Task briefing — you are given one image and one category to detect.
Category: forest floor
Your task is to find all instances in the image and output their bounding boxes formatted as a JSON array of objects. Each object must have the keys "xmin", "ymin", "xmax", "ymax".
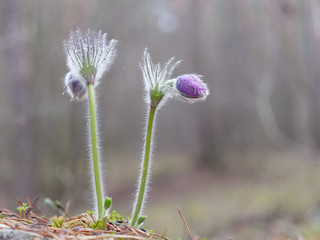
[
  {"xmin": 0, "ymin": 206, "xmax": 169, "ymax": 240},
  {"xmin": 1, "ymin": 149, "xmax": 320, "ymax": 240}
]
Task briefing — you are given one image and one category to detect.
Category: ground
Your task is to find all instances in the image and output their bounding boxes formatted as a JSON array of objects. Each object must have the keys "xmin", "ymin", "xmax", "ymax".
[{"xmin": 1, "ymin": 149, "xmax": 320, "ymax": 240}]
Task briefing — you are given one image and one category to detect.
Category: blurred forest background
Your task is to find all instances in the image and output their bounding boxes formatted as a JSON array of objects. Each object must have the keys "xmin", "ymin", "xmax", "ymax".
[{"xmin": 1, "ymin": 0, "xmax": 320, "ymax": 239}]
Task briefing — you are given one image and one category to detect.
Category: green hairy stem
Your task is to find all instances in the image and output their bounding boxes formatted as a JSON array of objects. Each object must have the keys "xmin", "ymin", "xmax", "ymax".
[
  {"xmin": 131, "ymin": 105, "xmax": 156, "ymax": 227},
  {"xmin": 88, "ymin": 83, "xmax": 104, "ymax": 220}
]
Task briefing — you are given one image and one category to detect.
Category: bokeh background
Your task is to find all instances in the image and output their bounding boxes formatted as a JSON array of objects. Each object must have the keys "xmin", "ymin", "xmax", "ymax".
[{"xmin": 1, "ymin": 0, "xmax": 320, "ymax": 239}]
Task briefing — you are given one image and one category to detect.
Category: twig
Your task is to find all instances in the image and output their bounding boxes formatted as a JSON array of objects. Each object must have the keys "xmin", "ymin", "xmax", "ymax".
[
  {"xmin": 177, "ymin": 207, "xmax": 194, "ymax": 240},
  {"xmin": 65, "ymin": 200, "xmax": 71, "ymax": 218}
]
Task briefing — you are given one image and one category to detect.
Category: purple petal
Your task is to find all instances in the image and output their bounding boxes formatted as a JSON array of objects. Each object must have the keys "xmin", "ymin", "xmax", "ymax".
[{"xmin": 176, "ymin": 74, "xmax": 207, "ymax": 98}]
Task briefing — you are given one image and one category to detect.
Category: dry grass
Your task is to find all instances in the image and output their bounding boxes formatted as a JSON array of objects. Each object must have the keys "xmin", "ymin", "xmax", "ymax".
[{"xmin": 0, "ymin": 207, "xmax": 168, "ymax": 240}]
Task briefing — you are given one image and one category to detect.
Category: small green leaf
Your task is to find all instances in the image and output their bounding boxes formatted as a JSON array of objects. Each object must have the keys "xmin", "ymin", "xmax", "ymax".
[
  {"xmin": 51, "ymin": 218, "xmax": 65, "ymax": 228},
  {"xmin": 94, "ymin": 216, "xmax": 107, "ymax": 230},
  {"xmin": 51, "ymin": 219, "xmax": 58, "ymax": 228},
  {"xmin": 100, "ymin": 216, "xmax": 107, "ymax": 230},
  {"xmin": 104, "ymin": 197, "xmax": 112, "ymax": 211},
  {"xmin": 137, "ymin": 215, "xmax": 146, "ymax": 226},
  {"xmin": 22, "ymin": 203, "xmax": 28, "ymax": 209},
  {"xmin": 0, "ymin": 215, "xmax": 4, "ymax": 219},
  {"xmin": 17, "ymin": 206, "xmax": 23, "ymax": 215},
  {"xmin": 109, "ymin": 210, "xmax": 123, "ymax": 222}
]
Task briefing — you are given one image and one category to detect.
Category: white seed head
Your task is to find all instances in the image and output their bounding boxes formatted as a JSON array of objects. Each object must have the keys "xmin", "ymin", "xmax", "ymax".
[{"xmin": 63, "ymin": 28, "xmax": 117, "ymax": 86}]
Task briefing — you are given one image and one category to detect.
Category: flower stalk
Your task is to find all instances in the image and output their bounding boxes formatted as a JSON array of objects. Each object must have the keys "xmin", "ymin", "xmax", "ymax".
[
  {"xmin": 63, "ymin": 29, "xmax": 117, "ymax": 222},
  {"xmin": 130, "ymin": 105, "xmax": 156, "ymax": 227},
  {"xmin": 87, "ymin": 83, "xmax": 104, "ymax": 219}
]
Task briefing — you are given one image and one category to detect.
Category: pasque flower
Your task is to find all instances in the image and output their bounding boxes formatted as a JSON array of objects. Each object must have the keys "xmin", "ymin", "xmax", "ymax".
[
  {"xmin": 130, "ymin": 49, "xmax": 209, "ymax": 227},
  {"xmin": 140, "ymin": 49, "xmax": 209, "ymax": 107},
  {"xmin": 63, "ymin": 29, "xmax": 117, "ymax": 225},
  {"xmin": 175, "ymin": 74, "xmax": 208, "ymax": 100},
  {"xmin": 63, "ymin": 28, "xmax": 117, "ymax": 100}
]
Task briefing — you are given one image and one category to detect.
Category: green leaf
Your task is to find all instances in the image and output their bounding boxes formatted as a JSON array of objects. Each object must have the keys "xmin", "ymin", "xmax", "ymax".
[
  {"xmin": 100, "ymin": 216, "xmax": 107, "ymax": 230},
  {"xmin": 109, "ymin": 211, "xmax": 123, "ymax": 222},
  {"xmin": 17, "ymin": 206, "xmax": 23, "ymax": 215},
  {"xmin": 51, "ymin": 218, "xmax": 65, "ymax": 228},
  {"xmin": 104, "ymin": 197, "xmax": 112, "ymax": 211},
  {"xmin": 94, "ymin": 216, "xmax": 107, "ymax": 230},
  {"xmin": 137, "ymin": 215, "xmax": 146, "ymax": 226}
]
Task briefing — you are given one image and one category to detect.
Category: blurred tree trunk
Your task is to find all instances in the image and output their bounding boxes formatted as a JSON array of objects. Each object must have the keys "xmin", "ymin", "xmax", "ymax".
[
  {"xmin": 309, "ymin": 0, "xmax": 320, "ymax": 147},
  {"xmin": 4, "ymin": 0, "xmax": 35, "ymax": 199},
  {"xmin": 254, "ymin": 1, "xmax": 291, "ymax": 148},
  {"xmin": 189, "ymin": 0, "xmax": 223, "ymax": 169},
  {"xmin": 281, "ymin": 0, "xmax": 314, "ymax": 147}
]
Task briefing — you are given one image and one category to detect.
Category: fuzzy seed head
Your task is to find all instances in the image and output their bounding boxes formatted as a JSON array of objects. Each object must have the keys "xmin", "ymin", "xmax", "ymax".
[{"xmin": 63, "ymin": 28, "xmax": 117, "ymax": 86}]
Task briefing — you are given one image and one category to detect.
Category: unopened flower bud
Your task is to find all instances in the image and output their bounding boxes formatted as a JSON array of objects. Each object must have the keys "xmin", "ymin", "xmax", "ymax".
[
  {"xmin": 64, "ymin": 72, "xmax": 87, "ymax": 101},
  {"xmin": 176, "ymin": 74, "xmax": 208, "ymax": 100}
]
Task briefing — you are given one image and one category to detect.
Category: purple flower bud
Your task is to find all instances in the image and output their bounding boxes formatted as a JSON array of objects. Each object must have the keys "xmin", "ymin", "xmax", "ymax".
[
  {"xmin": 176, "ymin": 74, "xmax": 208, "ymax": 99},
  {"xmin": 64, "ymin": 72, "xmax": 87, "ymax": 101}
]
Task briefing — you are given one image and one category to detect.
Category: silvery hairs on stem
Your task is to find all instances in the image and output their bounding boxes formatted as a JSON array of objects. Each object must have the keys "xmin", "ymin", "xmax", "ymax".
[{"xmin": 63, "ymin": 28, "xmax": 117, "ymax": 101}]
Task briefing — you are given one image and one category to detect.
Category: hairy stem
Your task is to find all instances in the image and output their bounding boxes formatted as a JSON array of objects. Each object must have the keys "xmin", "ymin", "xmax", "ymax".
[
  {"xmin": 88, "ymin": 83, "xmax": 103, "ymax": 220},
  {"xmin": 131, "ymin": 105, "xmax": 156, "ymax": 226}
]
